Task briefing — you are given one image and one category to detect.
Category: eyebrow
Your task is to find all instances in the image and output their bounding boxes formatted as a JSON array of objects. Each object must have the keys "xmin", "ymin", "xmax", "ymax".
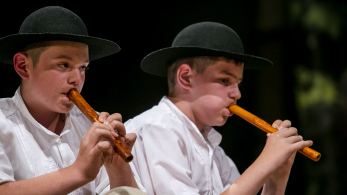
[
  {"xmin": 221, "ymin": 71, "xmax": 243, "ymax": 82},
  {"xmin": 54, "ymin": 55, "xmax": 90, "ymax": 63}
]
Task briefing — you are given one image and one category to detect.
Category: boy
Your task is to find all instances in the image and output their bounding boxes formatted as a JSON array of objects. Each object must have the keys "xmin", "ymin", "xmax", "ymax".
[
  {"xmin": 125, "ymin": 22, "xmax": 313, "ymax": 194},
  {"xmin": 0, "ymin": 6, "xmax": 145, "ymax": 195}
]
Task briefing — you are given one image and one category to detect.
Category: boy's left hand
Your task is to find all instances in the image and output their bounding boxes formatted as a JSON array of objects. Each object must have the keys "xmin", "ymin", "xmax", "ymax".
[
  {"xmin": 262, "ymin": 119, "xmax": 299, "ymax": 194},
  {"xmin": 98, "ymin": 112, "xmax": 137, "ymax": 168},
  {"xmin": 270, "ymin": 119, "xmax": 298, "ymax": 175}
]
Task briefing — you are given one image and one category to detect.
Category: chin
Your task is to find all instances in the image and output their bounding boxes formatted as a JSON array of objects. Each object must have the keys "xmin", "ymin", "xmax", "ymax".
[
  {"xmin": 59, "ymin": 104, "xmax": 75, "ymax": 113},
  {"xmin": 210, "ymin": 118, "xmax": 228, "ymax": 127},
  {"xmin": 218, "ymin": 117, "xmax": 229, "ymax": 126}
]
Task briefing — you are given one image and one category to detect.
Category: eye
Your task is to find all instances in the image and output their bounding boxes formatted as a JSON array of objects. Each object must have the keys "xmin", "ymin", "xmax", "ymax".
[
  {"xmin": 220, "ymin": 78, "xmax": 229, "ymax": 85},
  {"xmin": 58, "ymin": 63, "xmax": 69, "ymax": 68},
  {"xmin": 80, "ymin": 66, "xmax": 89, "ymax": 72}
]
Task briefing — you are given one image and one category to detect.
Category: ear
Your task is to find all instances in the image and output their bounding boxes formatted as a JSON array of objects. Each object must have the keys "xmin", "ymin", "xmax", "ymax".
[
  {"xmin": 13, "ymin": 52, "xmax": 31, "ymax": 79},
  {"xmin": 176, "ymin": 64, "xmax": 194, "ymax": 90}
]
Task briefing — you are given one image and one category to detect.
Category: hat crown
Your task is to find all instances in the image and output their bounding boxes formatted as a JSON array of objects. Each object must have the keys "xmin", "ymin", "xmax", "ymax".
[
  {"xmin": 172, "ymin": 21, "xmax": 244, "ymax": 54},
  {"xmin": 19, "ymin": 6, "xmax": 88, "ymax": 36}
]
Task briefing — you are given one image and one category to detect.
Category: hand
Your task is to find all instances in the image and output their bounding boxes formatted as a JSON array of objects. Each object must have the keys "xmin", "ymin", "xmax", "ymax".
[
  {"xmin": 72, "ymin": 120, "xmax": 117, "ymax": 182},
  {"xmin": 260, "ymin": 119, "xmax": 312, "ymax": 173},
  {"xmin": 270, "ymin": 120, "xmax": 297, "ymax": 175},
  {"xmin": 98, "ymin": 112, "xmax": 139, "ymax": 188},
  {"xmin": 98, "ymin": 112, "xmax": 136, "ymax": 165},
  {"xmin": 260, "ymin": 120, "xmax": 312, "ymax": 195}
]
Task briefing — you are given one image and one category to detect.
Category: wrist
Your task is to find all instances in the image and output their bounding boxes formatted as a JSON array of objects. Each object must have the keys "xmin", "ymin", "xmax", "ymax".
[
  {"xmin": 68, "ymin": 162, "xmax": 95, "ymax": 184},
  {"xmin": 262, "ymin": 174, "xmax": 289, "ymax": 195}
]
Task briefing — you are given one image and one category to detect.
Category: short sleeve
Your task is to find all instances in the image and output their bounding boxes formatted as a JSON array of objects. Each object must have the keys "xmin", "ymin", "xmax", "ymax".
[{"xmin": 213, "ymin": 146, "xmax": 240, "ymax": 190}]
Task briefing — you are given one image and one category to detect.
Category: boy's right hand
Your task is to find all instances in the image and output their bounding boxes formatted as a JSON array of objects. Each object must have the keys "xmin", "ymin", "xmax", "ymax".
[{"xmin": 71, "ymin": 121, "xmax": 116, "ymax": 182}]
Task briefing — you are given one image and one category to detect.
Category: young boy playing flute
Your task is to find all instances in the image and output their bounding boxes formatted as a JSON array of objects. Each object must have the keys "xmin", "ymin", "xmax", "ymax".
[
  {"xmin": 125, "ymin": 21, "xmax": 313, "ymax": 195},
  {"xmin": 0, "ymin": 6, "xmax": 145, "ymax": 195}
]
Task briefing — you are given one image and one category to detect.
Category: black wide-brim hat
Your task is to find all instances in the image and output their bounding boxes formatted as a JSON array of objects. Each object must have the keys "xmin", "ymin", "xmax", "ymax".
[
  {"xmin": 141, "ymin": 21, "xmax": 273, "ymax": 77},
  {"xmin": 0, "ymin": 6, "xmax": 120, "ymax": 64}
]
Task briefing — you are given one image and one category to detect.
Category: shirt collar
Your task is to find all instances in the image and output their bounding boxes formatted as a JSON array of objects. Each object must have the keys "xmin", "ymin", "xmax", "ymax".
[{"xmin": 160, "ymin": 96, "xmax": 222, "ymax": 149}]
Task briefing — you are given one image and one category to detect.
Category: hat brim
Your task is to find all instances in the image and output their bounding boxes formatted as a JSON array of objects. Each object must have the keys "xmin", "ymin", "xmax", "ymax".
[
  {"xmin": 141, "ymin": 47, "xmax": 273, "ymax": 77},
  {"xmin": 0, "ymin": 33, "xmax": 120, "ymax": 64}
]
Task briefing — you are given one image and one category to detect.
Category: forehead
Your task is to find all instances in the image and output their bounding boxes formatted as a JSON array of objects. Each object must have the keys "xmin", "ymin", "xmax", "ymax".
[{"xmin": 203, "ymin": 60, "xmax": 244, "ymax": 79}]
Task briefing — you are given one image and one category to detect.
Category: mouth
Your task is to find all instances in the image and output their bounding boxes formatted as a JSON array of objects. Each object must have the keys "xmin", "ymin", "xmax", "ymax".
[
  {"xmin": 62, "ymin": 93, "xmax": 70, "ymax": 100},
  {"xmin": 226, "ymin": 107, "xmax": 233, "ymax": 116},
  {"xmin": 63, "ymin": 88, "xmax": 77, "ymax": 99}
]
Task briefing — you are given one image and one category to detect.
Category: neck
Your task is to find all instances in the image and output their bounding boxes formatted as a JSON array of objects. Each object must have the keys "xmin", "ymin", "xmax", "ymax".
[{"xmin": 167, "ymin": 95, "xmax": 205, "ymax": 132}]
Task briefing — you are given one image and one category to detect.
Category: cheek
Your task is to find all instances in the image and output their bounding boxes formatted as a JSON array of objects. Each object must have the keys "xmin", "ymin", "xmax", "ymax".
[
  {"xmin": 32, "ymin": 72, "xmax": 65, "ymax": 97},
  {"xmin": 194, "ymin": 95, "xmax": 225, "ymax": 120}
]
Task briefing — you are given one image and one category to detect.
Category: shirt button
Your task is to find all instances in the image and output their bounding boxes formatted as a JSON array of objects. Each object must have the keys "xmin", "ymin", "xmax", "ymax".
[{"xmin": 56, "ymin": 138, "xmax": 61, "ymax": 145}]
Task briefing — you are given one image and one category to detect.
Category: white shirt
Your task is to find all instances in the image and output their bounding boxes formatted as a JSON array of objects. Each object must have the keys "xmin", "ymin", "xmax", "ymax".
[
  {"xmin": 125, "ymin": 96, "xmax": 240, "ymax": 195},
  {"xmin": 0, "ymin": 88, "xmax": 110, "ymax": 195}
]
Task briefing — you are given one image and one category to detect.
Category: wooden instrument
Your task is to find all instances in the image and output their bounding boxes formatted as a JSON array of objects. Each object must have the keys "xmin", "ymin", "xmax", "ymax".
[
  {"xmin": 228, "ymin": 103, "xmax": 321, "ymax": 162},
  {"xmin": 67, "ymin": 89, "xmax": 133, "ymax": 163}
]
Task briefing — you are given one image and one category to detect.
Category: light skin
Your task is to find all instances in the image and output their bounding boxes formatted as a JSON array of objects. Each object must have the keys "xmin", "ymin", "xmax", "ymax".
[
  {"xmin": 168, "ymin": 60, "xmax": 313, "ymax": 195},
  {"xmin": 0, "ymin": 41, "xmax": 138, "ymax": 194}
]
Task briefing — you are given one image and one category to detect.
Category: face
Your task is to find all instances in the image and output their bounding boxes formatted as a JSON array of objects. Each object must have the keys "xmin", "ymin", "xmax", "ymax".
[
  {"xmin": 23, "ymin": 41, "xmax": 89, "ymax": 114},
  {"xmin": 189, "ymin": 60, "xmax": 243, "ymax": 129}
]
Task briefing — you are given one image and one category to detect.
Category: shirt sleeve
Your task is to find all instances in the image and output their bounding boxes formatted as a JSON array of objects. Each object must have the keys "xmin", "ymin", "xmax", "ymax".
[
  {"xmin": 131, "ymin": 123, "xmax": 200, "ymax": 195},
  {"xmin": 213, "ymin": 146, "xmax": 241, "ymax": 191},
  {"xmin": 0, "ymin": 141, "xmax": 15, "ymax": 184}
]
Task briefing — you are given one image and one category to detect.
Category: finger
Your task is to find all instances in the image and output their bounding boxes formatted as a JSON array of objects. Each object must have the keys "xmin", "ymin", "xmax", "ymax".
[
  {"xmin": 89, "ymin": 123, "xmax": 115, "ymax": 144},
  {"xmin": 277, "ymin": 127, "xmax": 298, "ymax": 137},
  {"xmin": 102, "ymin": 143, "xmax": 115, "ymax": 159},
  {"xmin": 293, "ymin": 140, "xmax": 313, "ymax": 150},
  {"xmin": 105, "ymin": 113, "xmax": 122, "ymax": 124},
  {"xmin": 278, "ymin": 120, "xmax": 291, "ymax": 130},
  {"xmin": 286, "ymin": 135, "xmax": 304, "ymax": 143},
  {"xmin": 107, "ymin": 120, "xmax": 126, "ymax": 137},
  {"xmin": 125, "ymin": 133, "xmax": 137, "ymax": 144},
  {"xmin": 124, "ymin": 133, "xmax": 137, "ymax": 151},
  {"xmin": 99, "ymin": 112, "xmax": 110, "ymax": 123},
  {"xmin": 266, "ymin": 133, "xmax": 272, "ymax": 138},
  {"xmin": 272, "ymin": 119, "xmax": 282, "ymax": 129},
  {"xmin": 92, "ymin": 140, "xmax": 113, "ymax": 163},
  {"xmin": 95, "ymin": 140, "xmax": 112, "ymax": 152}
]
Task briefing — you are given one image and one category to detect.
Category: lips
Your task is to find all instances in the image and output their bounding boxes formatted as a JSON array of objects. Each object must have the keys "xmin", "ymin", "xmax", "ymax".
[
  {"xmin": 63, "ymin": 88, "xmax": 77, "ymax": 98},
  {"xmin": 226, "ymin": 107, "xmax": 233, "ymax": 116}
]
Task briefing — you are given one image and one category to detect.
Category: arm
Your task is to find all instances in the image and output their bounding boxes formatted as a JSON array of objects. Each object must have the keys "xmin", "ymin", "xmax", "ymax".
[
  {"xmin": 0, "ymin": 118, "xmax": 119, "ymax": 194},
  {"xmin": 0, "ymin": 165, "xmax": 90, "ymax": 195},
  {"xmin": 260, "ymin": 120, "xmax": 299, "ymax": 195},
  {"xmin": 97, "ymin": 112, "xmax": 139, "ymax": 189},
  {"xmin": 221, "ymin": 120, "xmax": 312, "ymax": 195}
]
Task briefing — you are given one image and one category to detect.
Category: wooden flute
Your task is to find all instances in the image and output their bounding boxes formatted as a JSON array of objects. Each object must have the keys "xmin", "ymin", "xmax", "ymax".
[
  {"xmin": 67, "ymin": 89, "xmax": 133, "ymax": 163},
  {"xmin": 228, "ymin": 103, "xmax": 321, "ymax": 162}
]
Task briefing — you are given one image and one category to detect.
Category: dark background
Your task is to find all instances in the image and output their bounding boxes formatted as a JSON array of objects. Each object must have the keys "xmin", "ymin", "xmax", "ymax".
[{"xmin": 1, "ymin": 1, "xmax": 346, "ymax": 194}]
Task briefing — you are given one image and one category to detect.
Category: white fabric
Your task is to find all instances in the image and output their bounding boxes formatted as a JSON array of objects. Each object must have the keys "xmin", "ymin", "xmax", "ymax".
[
  {"xmin": 125, "ymin": 96, "xmax": 240, "ymax": 195},
  {"xmin": 0, "ymin": 88, "xmax": 110, "ymax": 195},
  {"xmin": 103, "ymin": 186, "xmax": 147, "ymax": 195}
]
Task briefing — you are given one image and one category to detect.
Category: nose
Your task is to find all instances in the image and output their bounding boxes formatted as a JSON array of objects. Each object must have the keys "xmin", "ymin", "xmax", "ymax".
[
  {"xmin": 68, "ymin": 68, "xmax": 83, "ymax": 86},
  {"xmin": 228, "ymin": 83, "xmax": 241, "ymax": 101}
]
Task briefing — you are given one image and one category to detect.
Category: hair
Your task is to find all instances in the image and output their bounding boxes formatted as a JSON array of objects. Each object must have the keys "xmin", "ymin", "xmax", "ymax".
[
  {"xmin": 167, "ymin": 56, "xmax": 243, "ymax": 93},
  {"xmin": 19, "ymin": 42, "xmax": 51, "ymax": 67}
]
